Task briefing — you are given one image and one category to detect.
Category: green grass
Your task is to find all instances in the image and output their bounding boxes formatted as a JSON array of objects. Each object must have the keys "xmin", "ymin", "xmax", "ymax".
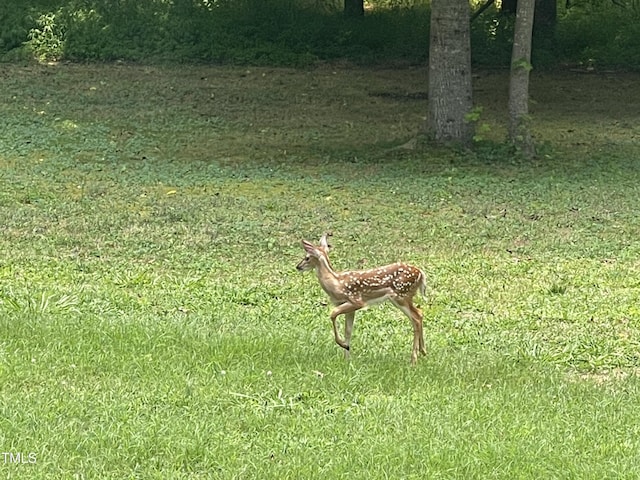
[{"xmin": 2, "ymin": 64, "xmax": 640, "ymax": 478}]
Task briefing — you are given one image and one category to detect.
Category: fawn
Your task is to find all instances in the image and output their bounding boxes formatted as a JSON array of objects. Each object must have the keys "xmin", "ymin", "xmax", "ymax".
[{"xmin": 296, "ymin": 233, "xmax": 427, "ymax": 365}]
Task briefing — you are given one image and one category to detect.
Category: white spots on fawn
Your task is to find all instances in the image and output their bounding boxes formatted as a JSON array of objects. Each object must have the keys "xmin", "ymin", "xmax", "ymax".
[{"xmin": 337, "ymin": 262, "xmax": 422, "ymax": 300}]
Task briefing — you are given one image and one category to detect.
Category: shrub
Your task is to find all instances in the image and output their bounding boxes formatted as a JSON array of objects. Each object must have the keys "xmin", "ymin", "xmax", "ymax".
[{"xmin": 26, "ymin": 10, "xmax": 66, "ymax": 62}]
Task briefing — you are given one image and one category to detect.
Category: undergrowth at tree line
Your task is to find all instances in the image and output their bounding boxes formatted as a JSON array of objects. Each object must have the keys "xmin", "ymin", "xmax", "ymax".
[{"xmin": 2, "ymin": 0, "xmax": 640, "ymax": 69}]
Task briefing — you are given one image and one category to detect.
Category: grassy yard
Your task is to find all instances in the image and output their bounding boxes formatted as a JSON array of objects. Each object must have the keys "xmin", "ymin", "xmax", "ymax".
[{"xmin": 1, "ymin": 63, "xmax": 640, "ymax": 478}]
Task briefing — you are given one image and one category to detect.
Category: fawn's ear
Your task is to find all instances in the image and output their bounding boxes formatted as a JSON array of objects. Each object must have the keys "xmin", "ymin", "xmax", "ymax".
[
  {"xmin": 319, "ymin": 232, "xmax": 333, "ymax": 251},
  {"xmin": 302, "ymin": 240, "xmax": 316, "ymax": 254}
]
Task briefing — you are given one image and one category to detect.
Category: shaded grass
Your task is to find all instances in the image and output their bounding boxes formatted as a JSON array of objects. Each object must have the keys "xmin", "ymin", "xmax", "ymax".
[{"xmin": 1, "ymin": 64, "xmax": 640, "ymax": 478}]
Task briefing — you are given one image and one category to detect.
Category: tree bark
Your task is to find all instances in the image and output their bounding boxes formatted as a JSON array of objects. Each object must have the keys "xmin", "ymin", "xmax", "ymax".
[
  {"xmin": 508, "ymin": 0, "xmax": 536, "ymax": 158},
  {"xmin": 426, "ymin": 0, "xmax": 474, "ymax": 148}
]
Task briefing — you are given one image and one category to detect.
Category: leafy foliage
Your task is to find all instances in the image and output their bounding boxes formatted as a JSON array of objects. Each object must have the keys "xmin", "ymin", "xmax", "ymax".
[
  {"xmin": 26, "ymin": 10, "xmax": 66, "ymax": 62},
  {"xmin": 1, "ymin": 0, "xmax": 640, "ymax": 68}
]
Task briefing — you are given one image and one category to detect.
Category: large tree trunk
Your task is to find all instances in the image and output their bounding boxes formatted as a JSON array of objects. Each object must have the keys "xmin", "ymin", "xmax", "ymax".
[
  {"xmin": 508, "ymin": 0, "xmax": 536, "ymax": 158},
  {"xmin": 426, "ymin": 0, "xmax": 474, "ymax": 148},
  {"xmin": 344, "ymin": 0, "xmax": 364, "ymax": 17}
]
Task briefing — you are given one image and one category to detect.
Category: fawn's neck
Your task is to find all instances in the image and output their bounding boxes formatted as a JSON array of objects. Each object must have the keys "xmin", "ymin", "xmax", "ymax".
[{"xmin": 314, "ymin": 255, "xmax": 344, "ymax": 304}]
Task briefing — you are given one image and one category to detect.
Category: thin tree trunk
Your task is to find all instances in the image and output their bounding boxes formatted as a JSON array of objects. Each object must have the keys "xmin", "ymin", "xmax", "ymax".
[
  {"xmin": 426, "ymin": 0, "xmax": 474, "ymax": 148},
  {"xmin": 502, "ymin": 0, "xmax": 556, "ymax": 38},
  {"xmin": 508, "ymin": 0, "xmax": 536, "ymax": 158},
  {"xmin": 533, "ymin": 0, "xmax": 556, "ymax": 37},
  {"xmin": 344, "ymin": 0, "xmax": 364, "ymax": 17}
]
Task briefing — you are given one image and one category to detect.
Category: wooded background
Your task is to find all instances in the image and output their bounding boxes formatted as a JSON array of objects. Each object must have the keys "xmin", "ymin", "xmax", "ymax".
[{"xmin": 2, "ymin": 0, "xmax": 639, "ymax": 69}]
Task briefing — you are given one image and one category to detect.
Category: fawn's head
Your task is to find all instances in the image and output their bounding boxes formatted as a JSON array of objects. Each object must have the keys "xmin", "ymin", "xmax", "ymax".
[{"xmin": 296, "ymin": 233, "xmax": 332, "ymax": 272}]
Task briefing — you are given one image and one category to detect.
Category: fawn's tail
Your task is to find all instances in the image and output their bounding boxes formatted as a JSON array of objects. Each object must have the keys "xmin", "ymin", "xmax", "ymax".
[{"xmin": 418, "ymin": 269, "xmax": 427, "ymax": 298}]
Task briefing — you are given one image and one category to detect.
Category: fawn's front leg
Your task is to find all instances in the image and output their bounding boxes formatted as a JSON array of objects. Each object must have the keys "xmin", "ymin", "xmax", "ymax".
[
  {"xmin": 330, "ymin": 302, "xmax": 361, "ymax": 353},
  {"xmin": 343, "ymin": 311, "xmax": 355, "ymax": 359}
]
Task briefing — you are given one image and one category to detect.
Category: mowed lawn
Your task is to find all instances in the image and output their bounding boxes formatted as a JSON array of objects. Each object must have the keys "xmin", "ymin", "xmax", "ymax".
[{"xmin": 1, "ymin": 64, "xmax": 640, "ymax": 478}]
